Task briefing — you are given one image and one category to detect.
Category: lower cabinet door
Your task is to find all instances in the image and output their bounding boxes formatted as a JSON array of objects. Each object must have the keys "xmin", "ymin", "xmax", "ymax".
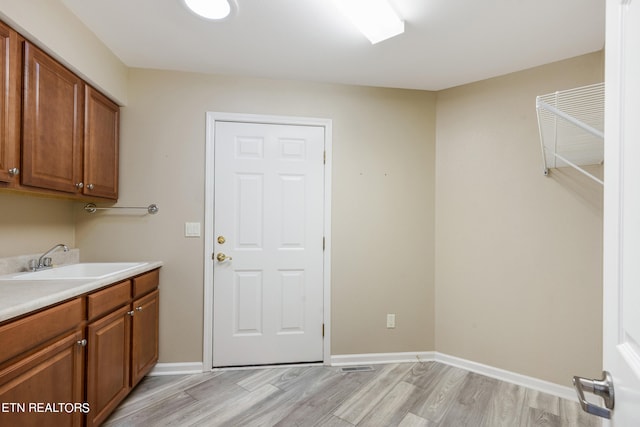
[
  {"xmin": 131, "ymin": 289, "xmax": 159, "ymax": 387},
  {"xmin": 0, "ymin": 330, "xmax": 85, "ymax": 427},
  {"xmin": 86, "ymin": 305, "xmax": 131, "ymax": 427}
]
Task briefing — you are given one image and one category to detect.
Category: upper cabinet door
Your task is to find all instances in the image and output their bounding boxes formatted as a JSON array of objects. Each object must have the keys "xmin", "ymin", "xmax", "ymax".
[
  {"xmin": 21, "ymin": 42, "xmax": 84, "ymax": 193},
  {"xmin": 84, "ymin": 86, "xmax": 119, "ymax": 200},
  {"xmin": 0, "ymin": 22, "xmax": 20, "ymax": 185}
]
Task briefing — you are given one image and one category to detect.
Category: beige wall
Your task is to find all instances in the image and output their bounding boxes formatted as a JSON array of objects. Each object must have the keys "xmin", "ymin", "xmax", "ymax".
[
  {"xmin": 74, "ymin": 70, "xmax": 437, "ymax": 363},
  {"xmin": 0, "ymin": 0, "xmax": 128, "ymax": 103},
  {"xmin": 0, "ymin": 193, "xmax": 76, "ymax": 257},
  {"xmin": 435, "ymin": 51, "xmax": 604, "ymax": 387}
]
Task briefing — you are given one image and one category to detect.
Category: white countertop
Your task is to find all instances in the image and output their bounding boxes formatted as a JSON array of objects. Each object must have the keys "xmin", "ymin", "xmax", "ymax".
[{"xmin": 0, "ymin": 261, "xmax": 163, "ymax": 323}]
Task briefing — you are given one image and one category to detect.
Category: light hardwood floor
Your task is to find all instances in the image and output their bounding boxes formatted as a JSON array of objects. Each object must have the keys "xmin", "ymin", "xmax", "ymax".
[{"xmin": 104, "ymin": 362, "xmax": 601, "ymax": 427}]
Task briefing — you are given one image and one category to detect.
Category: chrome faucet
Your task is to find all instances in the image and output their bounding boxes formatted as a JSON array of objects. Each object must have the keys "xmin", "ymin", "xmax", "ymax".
[{"xmin": 30, "ymin": 244, "xmax": 69, "ymax": 271}]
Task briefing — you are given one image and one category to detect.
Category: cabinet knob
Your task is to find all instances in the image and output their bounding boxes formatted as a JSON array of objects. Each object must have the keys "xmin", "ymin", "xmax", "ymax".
[
  {"xmin": 77, "ymin": 339, "xmax": 87, "ymax": 347},
  {"xmin": 8, "ymin": 168, "xmax": 19, "ymax": 177},
  {"xmin": 127, "ymin": 310, "xmax": 135, "ymax": 317},
  {"xmin": 87, "ymin": 183, "xmax": 94, "ymax": 190},
  {"xmin": 136, "ymin": 306, "xmax": 143, "ymax": 312},
  {"xmin": 75, "ymin": 182, "xmax": 84, "ymax": 189}
]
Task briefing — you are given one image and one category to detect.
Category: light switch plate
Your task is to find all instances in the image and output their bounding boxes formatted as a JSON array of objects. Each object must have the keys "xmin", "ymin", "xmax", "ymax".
[
  {"xmin": 386, "ymin": 314, "xmax": 396, "ymax": 328},
  {"xmin": 185, "ymin": 222, "xmax": 201, "ymax": 237}
]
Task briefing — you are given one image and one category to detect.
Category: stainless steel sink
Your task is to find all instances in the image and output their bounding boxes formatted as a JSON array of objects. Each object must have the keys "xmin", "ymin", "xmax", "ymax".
[{"xmin": 1, "ymin": 262, "xmax": 147, "ymax": 280}]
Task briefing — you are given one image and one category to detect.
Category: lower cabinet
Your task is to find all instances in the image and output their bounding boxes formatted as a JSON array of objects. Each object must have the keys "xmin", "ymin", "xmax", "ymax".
[
  {"xmin": 0, "ymin": 330, "xmax": 85, "ymax": 427},
  {"xmin": 86, "ymin": 305, "xmax": 131, "ymax": 427},
  {"xmin": 131, "ymin": 289, "xmax": 159, "ymax": 387},
  {"xmin": 85, "ymin": 270, "xmax": 159, "ymax": 426},
  {"xmin": 0, "ymin": 267, "xmax": 160, "ymax": 427}
]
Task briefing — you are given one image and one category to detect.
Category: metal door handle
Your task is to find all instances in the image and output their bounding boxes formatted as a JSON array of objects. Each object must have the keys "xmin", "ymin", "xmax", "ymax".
[
  {"xmin": 572, "ymin": 371, "xmax": 614, "ymax": 419},
  {"xmin": 216, "ymin": 253, "xmax": 232, "ymax": 262}
]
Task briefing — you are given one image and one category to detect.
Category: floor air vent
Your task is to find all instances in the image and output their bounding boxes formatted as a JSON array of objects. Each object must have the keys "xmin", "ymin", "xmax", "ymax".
[{"xmin": 341, "ymin": 366, "xmax": 374, "ymax": 373}]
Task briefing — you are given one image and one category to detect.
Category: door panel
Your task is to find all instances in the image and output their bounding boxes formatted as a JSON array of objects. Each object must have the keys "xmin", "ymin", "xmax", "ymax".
[
  {"xmin": 279, "ymin": 270, "xmax": 305, "ymax": 333},
  {"xmin": 236, "ymin": 174, "xmax": 263, "ymax": 248},
  {"xmin": 234, "ymin": 271, "xmax": 263, "ymax": 335},
  {"xmin": 280, "ymin": 175, "xmax": 306, "ymax": 247},
  {"xmin": 213, "ymin": 121, "xmax": 324, "ymax": 367}
]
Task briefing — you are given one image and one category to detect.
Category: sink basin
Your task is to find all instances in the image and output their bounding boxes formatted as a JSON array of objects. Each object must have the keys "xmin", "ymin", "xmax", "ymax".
[{"xmin": 2, "ymin": 262, "xmax": 147, "ymax": 280}]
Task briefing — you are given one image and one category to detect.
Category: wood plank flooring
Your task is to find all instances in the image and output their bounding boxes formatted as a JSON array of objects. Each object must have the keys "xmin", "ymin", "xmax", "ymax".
[{"xmin": 104, "ymin": 362, "xmax": 601, "ymax": 427}]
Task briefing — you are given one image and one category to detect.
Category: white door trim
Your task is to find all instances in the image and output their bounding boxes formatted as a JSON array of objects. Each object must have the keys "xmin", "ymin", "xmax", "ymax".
[{"xmin": 203, "ymin": 112, "xmax": 332, "ymax": 370}]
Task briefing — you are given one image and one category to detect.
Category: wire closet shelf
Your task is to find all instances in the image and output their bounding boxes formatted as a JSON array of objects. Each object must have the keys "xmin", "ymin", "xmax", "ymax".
[{"xmin": 536, "ymin": 82, "xmax": 604, "ymax": 185}]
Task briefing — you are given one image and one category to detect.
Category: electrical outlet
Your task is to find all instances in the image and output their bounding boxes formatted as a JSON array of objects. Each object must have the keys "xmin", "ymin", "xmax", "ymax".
[{"xmin": 386, "ymin": 314, "xmax": 396, "ymax": 328}]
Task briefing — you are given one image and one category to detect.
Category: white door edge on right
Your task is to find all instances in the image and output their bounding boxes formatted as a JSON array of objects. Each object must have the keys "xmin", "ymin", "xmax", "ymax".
[{"xmin": 599, "ymin": 0, "xmax": 640, "ymax": 425}]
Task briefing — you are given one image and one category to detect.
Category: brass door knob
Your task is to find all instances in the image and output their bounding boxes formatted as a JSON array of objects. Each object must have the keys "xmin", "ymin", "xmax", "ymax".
[{"xmin": 216, "ymin": 253, "xmax": 232, "ymax": 262}]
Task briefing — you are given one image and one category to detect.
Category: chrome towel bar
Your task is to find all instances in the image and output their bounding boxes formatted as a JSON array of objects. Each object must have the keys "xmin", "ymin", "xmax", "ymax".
[{"xmin": 83, "ymin": 203, "xmax": 159, "ymax": 215}]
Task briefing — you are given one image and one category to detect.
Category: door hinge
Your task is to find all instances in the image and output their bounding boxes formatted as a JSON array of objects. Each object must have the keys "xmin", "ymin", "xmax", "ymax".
[
  {"xmin": 323, "ymin": 150, "xmax": 326, "ymax": 165},
  {"xmin": 322, "ymin": 323, "xmax": 325, "ymax": 337},
  {"xmin": 323, "ymin": 237, "xmax": 325, "ymax": 251}
]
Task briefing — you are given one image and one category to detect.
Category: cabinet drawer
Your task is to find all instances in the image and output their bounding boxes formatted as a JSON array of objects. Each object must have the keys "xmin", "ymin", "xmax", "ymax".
[
  {"xmin": 87, "ymin": 280, "xmax": 131, "ymax": 321},
  {"xmin": 0, "ymin": 298, "xmax": 83, "ymax": 364},
  {"xmin": 133, "ymin": 269, "xmax": 159, "ymax": 298}
]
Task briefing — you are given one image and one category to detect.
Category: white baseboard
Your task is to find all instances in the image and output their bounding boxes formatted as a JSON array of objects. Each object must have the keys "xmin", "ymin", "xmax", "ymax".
[
  {"xmin": 330, "ymin": 351, "xmax": 435, "ymax": 366},
  {"xmin": 150, "ymin": 353, "xmax": 577, "ymax": 402},
  {"xmin": 434, "ymin": 353, "xmax": 577, "ymax": 402},
  {"xmin": 330, "ymin": 351, "xmax": 576, "ymax": 402},
  {"xmin": 149, "ymin": 362, "xmax": 204, "ymax": 376}
]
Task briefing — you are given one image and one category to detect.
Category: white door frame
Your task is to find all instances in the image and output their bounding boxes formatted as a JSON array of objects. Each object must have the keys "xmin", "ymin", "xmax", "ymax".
[{"xmin": 203, "ymin": 112, "xmax": 332, "ymax": 370}]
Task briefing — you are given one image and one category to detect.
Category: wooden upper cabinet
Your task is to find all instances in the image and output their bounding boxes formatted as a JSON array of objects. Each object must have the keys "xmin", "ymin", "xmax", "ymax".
[
  {"xmin": 0, "ymin": 20, "xmax": 120, "ymax": 200},
  {"xmin": 0, "ymin": 22, "xmax": 20, "ymax": 185},
  {"xmin": 21, "ymin": 41, "xmax": 84, "ymax": 194},
  {"xmin": 84, "ymin": 86, "xmax": 119, "ymax": 199}
]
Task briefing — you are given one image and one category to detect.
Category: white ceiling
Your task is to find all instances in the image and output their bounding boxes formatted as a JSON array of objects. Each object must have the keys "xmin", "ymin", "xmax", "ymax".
[{"xmin": 61, "ymin": 0, "xmax": 605, "ymax": 91}]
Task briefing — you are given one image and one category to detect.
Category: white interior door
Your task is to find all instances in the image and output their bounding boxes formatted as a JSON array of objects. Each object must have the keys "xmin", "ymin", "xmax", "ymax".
[
  {"xmin": 212, "ymin": 121, "xmax": 325, "ymax": 367},
  {"xmin": 592, "ymin": 0, "xmax": 640, "ymax": 424}
]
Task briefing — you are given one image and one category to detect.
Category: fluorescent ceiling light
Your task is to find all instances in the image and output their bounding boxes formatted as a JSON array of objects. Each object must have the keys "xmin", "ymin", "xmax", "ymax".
[
  {"xmin": 184, "ymin": 0, "xmax": 231, "ymax": 20},
  {"xmin": 334, "ymin": 0, "xmax": 405, "ymax": 44}
]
